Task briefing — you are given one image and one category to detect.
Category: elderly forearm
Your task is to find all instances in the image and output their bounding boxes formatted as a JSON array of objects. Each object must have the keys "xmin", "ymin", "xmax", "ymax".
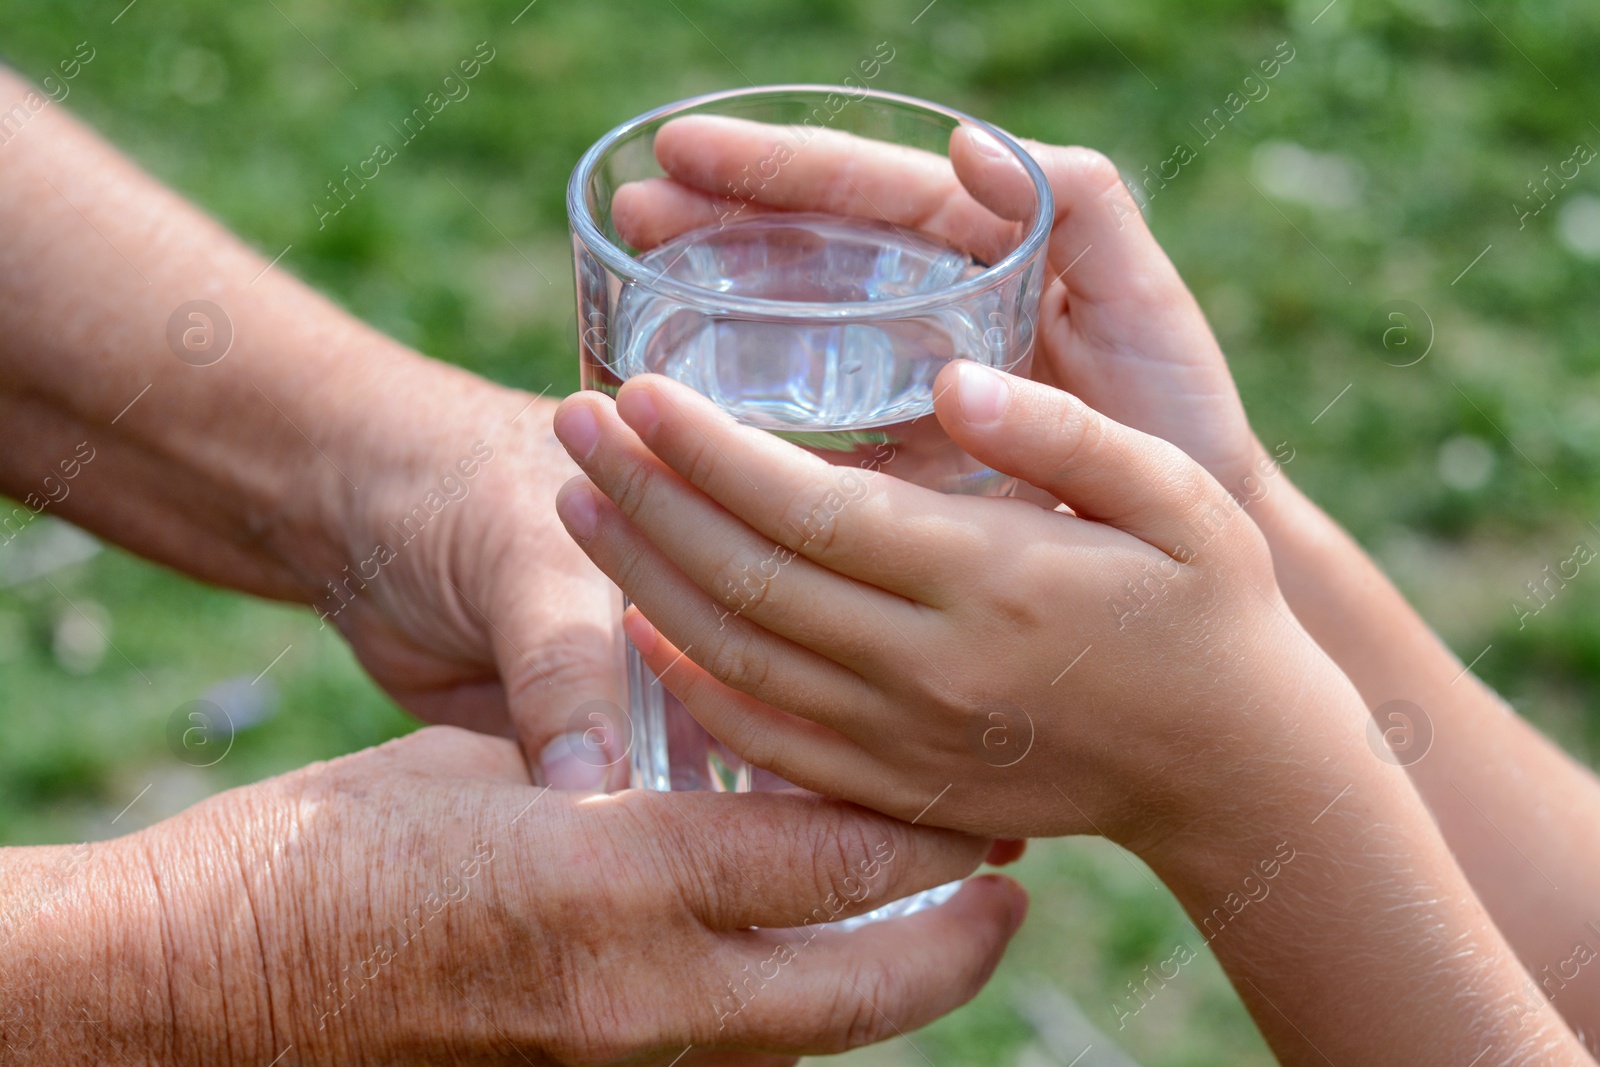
[
  {"xmin": 1245, "ymin": 449, "xmax": 1600, "ymax": 1032},
  {"xmin": 0, "ymin": 66, "xmax": 543, "ymax": 603},
  {"xmin": 0, "ymin": 841, "xmax": 183, "ymax": 1063}
]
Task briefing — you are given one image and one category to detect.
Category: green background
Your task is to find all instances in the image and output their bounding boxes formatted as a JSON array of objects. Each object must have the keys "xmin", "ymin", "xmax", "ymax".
[{"xmin": 3, "ymin": 0, "xmax": 1599, "ymax": 1063}]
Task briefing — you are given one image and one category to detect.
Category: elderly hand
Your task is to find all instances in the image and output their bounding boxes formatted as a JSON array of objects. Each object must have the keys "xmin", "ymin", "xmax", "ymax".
[
  {"xmin": 0, "ymin": 726, "xmax": 1024, "ymax": 1065},
  {"xmin": 309, "ymin": 375, "xmax": 633, "ymax": 791},
  {"xmin": 0, "ymin": 66, "xmax": 627, "ymax": 789}
]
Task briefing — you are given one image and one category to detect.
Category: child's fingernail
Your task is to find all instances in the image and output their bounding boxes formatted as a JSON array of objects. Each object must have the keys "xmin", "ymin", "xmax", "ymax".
[
  {"xmin": 538, "ymin": 732, "xmax": 609, "ymax": 792},
  {"xmin": 557, "ymin": 483, "xmax": 599, "ymax": 539},
  {"xmin": 622, "ymin": 612, "xmax": 658, "ymax": 656},
  {"xmin": 965, "ymin": 125, "xmax": 1008, "ymax": 161},
  {"xmin": 616, "ymin": 387, "xmax": 660, "ymax": 440},
  {"xmin": 554, "ymin": 403, "xmax": 600, "ymax": 460},
  {"xmin": 955, "ymin": 362, "xmax": 1009, "ymax": 426}
]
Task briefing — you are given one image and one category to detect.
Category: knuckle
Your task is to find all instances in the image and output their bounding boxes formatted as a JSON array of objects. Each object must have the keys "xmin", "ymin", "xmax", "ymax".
[
  {"xmin": 679, "ymin": 432, "xmax": 722, "ymax": 491},
  {"xmin": 776, "ymin": 482, "xmax": 840, "ymax": 555},
  {"xmin": 592, "ymin": 796, "xmax": 718, "ymax": 930},
  {"xmin": 1229, "ymin": 514, "xmax": 1276, "ymax": 573},
  {"xmin": 898, "ymin": 639, "xmax": 962, "ymax": 708},
  {"xmin": 701, "ymin": 625, "xmax": 771, "ymax": 695},
  {"xmin": 711, "ymin": 542, "xmax": 776, "ymax": 615},
  {"xmin": 807, "ymin": 808, "xmax": 883, "ymax": 913},
  {"xmin": 1159, "ymin": 464, "xmax": 1238, "ymax": 557},
  {"xmin": 724, "ymin": 711, "xmax": 778, "ymax": 771},
  {"xmin": 610, "ymin": 537, "xmax": 659, "ymax": 607},
  {"xmin": 1167, "ymin": 460, "xmax": 1215, "ymax": 511},
  {"xmin": 633, "ymin": 797, "xmax": 742, "ymax": 927},
  {"xmin": 1055, "ymin": 146, "xmax": 1148, "ymax": 233},
  {"xmin": 982, "ymin": 560, "xmax": 1050, "ymax": 632},
  {"xmin": 834, "ymin": 965, "xmax": 900, "ymax": 1050},
  {"xmin": 802, "ymin": 502, "xmax": 843, "ymax": 557},
  {"xmin": 1066, "ymin": 147, "xmax": 1126, "ymax": 198},
  {"xmin": 1047, "ymin": 405, "xmax": 1103, "ymax": 479},
  {"xmin": 610, "ymin": 456, "xmax": 657, "ymax": 521},
  {"xmin": 502, "ymin": 630, "xmax": 613, "ymax": 709}
]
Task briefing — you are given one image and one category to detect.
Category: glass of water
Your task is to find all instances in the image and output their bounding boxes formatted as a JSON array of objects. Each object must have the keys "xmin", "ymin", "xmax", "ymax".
[{"xmin": 567, "ymin": 85, "xmax": 1051, "ymax": 922}]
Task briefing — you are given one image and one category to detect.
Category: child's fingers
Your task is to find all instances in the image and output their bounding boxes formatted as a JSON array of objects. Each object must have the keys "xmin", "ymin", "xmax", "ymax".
[
  {"xmin": 1027, "ymin": 141, "xmax": 1190, "ymax": 314},
  {"xmin": 647, "ymin": 117, "xmax": 1186, "ymax": 324},
  {"xmin": 628, "ymin": 609, "xmax": 967, "ymax": 830},
  {"xmin": 946, "ymin": 125, "xmax": 1037, "ymax": 223},
  {"xmin": 608, "ymin": 375, "xmax": 983, "ymax": 606},
  {"xmin": 933, "ymin": 362, "xmax": 1243, "ymax": 560},
  {"xmin": 652, "ymin": 115, "xmax": 1021, "ymax": 266},
  {"xmin": 611, "ymin": 177, "xmax": 776, "ymax": 251},
  {"xmin": 949, "ymin": 129, "xmax": 1193, "ymax": 312},
  {"xmin": 554, "ymin": 391, "xmax": 930, "ymax": 675},
  {"xmin": 622, "ymin": 609, "xmax": 880, "ymax": 788},
  {"xmin": 555, "ymin": 478, "xmax": 884, "ymax": 733}
]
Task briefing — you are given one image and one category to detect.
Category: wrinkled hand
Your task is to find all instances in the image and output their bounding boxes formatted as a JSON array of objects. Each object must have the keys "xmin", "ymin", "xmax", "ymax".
[
  {"xmin": 612, "ymin": 115, "xmax": 1260, "ymax": 492},
  {"xmin": 310, "ymin": 372, "xmax": 628, "ymax": 790},
  {"xmin": 110, "ymin": 726, "xmax": 1024, "ymax": 1064},
  {"xmin": 551, "ymin": 368, "xmax": 1353, "ymax": 848}
]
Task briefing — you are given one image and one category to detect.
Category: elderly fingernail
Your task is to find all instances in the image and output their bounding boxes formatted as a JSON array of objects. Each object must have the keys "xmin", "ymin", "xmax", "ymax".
[
  {"xmin": 554, "ymin": 403, "xmax": 600, "ymax": 460},
  {"xmin": 955, "ymin": 362, "xmax": 1009, "ymax": 426},
  {"xmin": 616, "ymin": 388, "xmax": 660, "ymax": 440},
  {"xmin": 539, "ymin": 732, "xmax": 608, "ymax": 792},
  {"xmin": 557, "ymin": 483, "xmax": 599, "ymax": 539},
  {"xmin": 965, "ymin": 125, "xmax": 1008, "ymax": 161}
]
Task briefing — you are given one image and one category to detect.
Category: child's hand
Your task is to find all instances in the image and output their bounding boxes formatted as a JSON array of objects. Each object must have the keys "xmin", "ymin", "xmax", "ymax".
[
  {"xmin": 612, "ymin": 116, "xmax": 1260, "ymax": 491},
  {"xmin": 552, "ymin": 367, "xmax": 1362, "ymax": 848}
]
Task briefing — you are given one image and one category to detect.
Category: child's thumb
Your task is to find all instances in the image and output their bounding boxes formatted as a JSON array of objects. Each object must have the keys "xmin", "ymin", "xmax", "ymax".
[{"xmin": 933, "ymin": 361, "xmax": 1242, "ymax": 561}]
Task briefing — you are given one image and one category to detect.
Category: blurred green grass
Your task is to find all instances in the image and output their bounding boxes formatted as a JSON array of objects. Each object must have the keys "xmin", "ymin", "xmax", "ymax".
[{"xmin": 3, "ymin": 0, "xmax": 1600, "ymax": 1063}]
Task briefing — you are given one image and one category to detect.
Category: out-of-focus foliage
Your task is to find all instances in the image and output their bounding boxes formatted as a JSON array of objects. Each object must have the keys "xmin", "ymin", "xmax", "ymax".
[{"xmin": 2, "ymin": 1, "xmax": 1598, "ymax": 1063}]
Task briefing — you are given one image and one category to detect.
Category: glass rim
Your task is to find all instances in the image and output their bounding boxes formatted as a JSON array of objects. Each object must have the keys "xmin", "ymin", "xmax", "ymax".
[{"xmin": 566, "ymin": 83, "xmax": 1054, "ymax": 320}]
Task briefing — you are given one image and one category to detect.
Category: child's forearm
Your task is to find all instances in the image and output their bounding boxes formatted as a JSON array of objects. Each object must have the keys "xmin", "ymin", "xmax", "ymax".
[
  {"xmin": 1143, "ymin": 684, "xmax": 1592, "ymax": 1065},
  {"xmin": 1246, "ymin": 445, "xmax": 1600, "ymax": 1032}
]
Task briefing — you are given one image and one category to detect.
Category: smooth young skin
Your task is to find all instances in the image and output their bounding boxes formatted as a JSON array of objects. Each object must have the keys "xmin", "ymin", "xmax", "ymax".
[
  {"xmin": 602, "ymin": 114, "xmax": 1600, "ymax": 1048},
  {"xmin": 555, "ymin": 368, "xmax": 1590, "ymax": 1065},
  {"xmin": 0, "ymin": 725, "xmax": 1023, "ymax": 1065},
  {"xmin": 557, "ymin": 367, "xmax": 1285, "ymax": 843}
]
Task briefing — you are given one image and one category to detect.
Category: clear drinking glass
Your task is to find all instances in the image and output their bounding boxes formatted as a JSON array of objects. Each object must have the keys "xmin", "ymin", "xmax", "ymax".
[{"xmin": 568, "ymin": 85, "xmax": 1051, "ymax": 923}]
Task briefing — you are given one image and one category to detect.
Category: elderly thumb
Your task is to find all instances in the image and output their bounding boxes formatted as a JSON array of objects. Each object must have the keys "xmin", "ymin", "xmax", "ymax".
[{"xmin": 490, "ymin": 591, "xmax": 630, "ymax": 793}]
